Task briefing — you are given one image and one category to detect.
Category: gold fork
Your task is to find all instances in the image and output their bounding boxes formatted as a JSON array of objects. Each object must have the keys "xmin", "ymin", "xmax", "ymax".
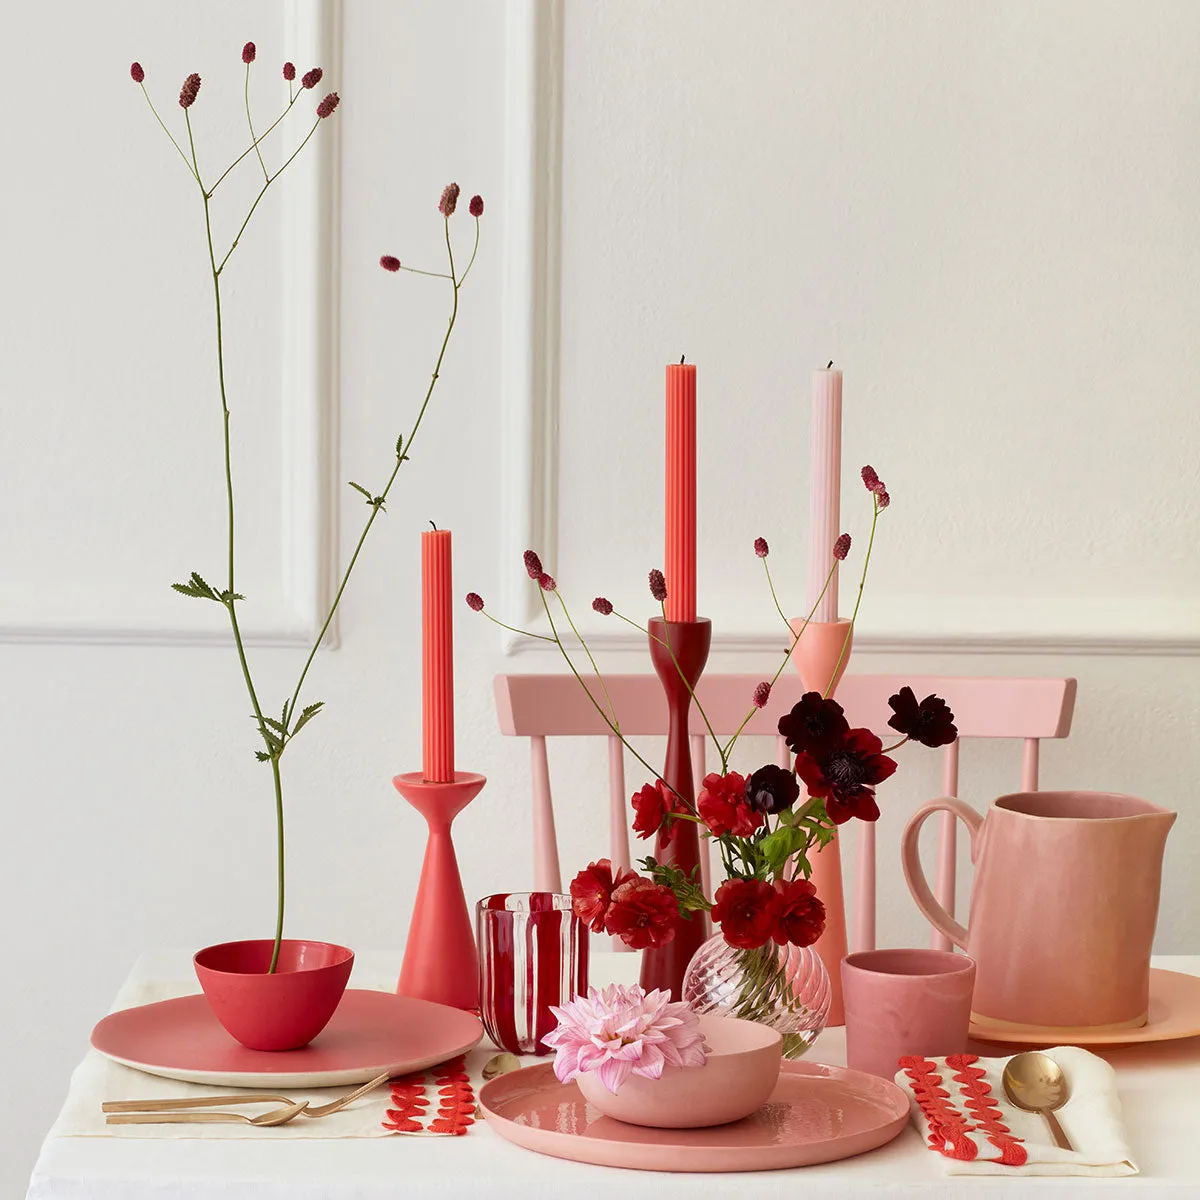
[
  {"xmin": 102, "ymin": 1072, "xmax": 390, "ymax": 1120},
  {"xmin": 107, "ymin": 1101, "xmax": 308, "ymax": 1127}
]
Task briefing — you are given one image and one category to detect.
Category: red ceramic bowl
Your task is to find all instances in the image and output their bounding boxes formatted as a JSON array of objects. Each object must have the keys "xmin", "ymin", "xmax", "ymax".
[{"xmin": 194, "ymin": 939, "xmax": 354, "ymax": 1051}]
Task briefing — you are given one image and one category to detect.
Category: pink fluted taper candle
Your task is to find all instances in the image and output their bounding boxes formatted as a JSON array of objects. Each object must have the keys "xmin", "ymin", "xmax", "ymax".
[
  {"xmin": 421, "ymin": 529, "xmax": 455, "ymax": 783},
  {"xmin": 665, "ymin": 363, "xmax": 697, "ymax": 623},
  {"xmin": 807, "ymin": 367, "xmax": 842, "ymax": 621}
]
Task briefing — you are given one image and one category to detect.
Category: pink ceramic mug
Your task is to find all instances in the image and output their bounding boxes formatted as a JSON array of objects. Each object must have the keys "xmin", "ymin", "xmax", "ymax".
[{"xmin": 841, "ymin": 949, "xmax": 976, "ymax": 1079}]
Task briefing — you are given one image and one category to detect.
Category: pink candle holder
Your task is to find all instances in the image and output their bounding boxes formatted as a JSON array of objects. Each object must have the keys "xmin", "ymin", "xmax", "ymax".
[
  {"xmin": 394, "ymin": 770, "xmax": 485, "ymax": 1011},
  {"xmin": 640, "ymin": 616, "xmax": 711, "ymax": 1001},
  {"xmin": 789, "ymin": 617, "xmax": 854, "ymax": 1026}
]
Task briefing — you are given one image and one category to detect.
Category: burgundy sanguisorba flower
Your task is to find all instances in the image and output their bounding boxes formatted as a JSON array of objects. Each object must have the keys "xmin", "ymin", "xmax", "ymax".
[
  {"xmin": 752, "ymin": 681, "xmax": 771, "ymax": 709},
  {"xmin": 178, "ymin": 72, "xmax": 201, "ymax": 108},
  {"xmin": 794, "ymin": 728, "xmax": 897, "ymax": 824},
  {"xmin": 130, "ymin": 62, "xmax": 145, "ymax": 83},
  {"xmin": 592, "ymin": 597, "xmax": 613, "ymax": 616},
  {"xmin": 745, "ymin": 763, "xmax": 799, "ymax": 815},
  {"xmin": 242, "ymin": 42, "xmax": 256, "ymax": 64},
  {"xmin": 754, "ymin": 536, "xmax": 769, "ymax": 558},
  {"xmin": 283, "ymin": 61, "xmax": 296, "ymax": 81},
  {"xmin": 469, "ymin": 194, "xmax": 484, "ymax": 217},
  {"xmin": 778, "ymin": 691, "xmax": 850, "ymax": 755},
  {"xmin": 887, "ymin": 686, "xmax": 958, "ymax": 747},
  {"xmin": 569, "ymin": 858, "xmax": 636, "ymax": 934},
  {"xmin": 771, "ymin": 878, "xmax": 826, "ymax": 947},
  {"xmin": 604, "ymin": 878, "xmax": 678, "ymax": 949},
  {"xmin": 833, "ymin": 532, "xmax": 851, "ymax": 561},
  {"xmin": 316, "ymin": 92, "xmax": 339, "ymax": 119},
  {"xmin": 301, "ymin": 66, "xmax": 323, "ymax": 89},
  {"xmin": 648, "ymin": 569, "xmax": 667, "ymax": 603},
  {"xmin": 380, "ymin": 255, "xmax": 401, "ymax": 272},
  {"xmin": 711, "ymin": 878, "xmax": 779, "ymax": 950},
  {"xmin": 523, "ymin": 549, "xmax": 543, "ymax": 580},
  {"xmin": 439, "ymin": 182, "xmax": 461, "ymax": 217},
  {"xmin": 538, "ymin": 572, "xmax": 556, "ymax": 592},
  {"xmin": 465, "ymin": 592, "xmax": 484, "ymax": 612}
]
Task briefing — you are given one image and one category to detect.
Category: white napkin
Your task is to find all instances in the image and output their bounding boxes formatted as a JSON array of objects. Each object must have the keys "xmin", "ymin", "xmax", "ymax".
[
  {"xmin": 51, "ymin": 979, "xmax": 487, "ymax": 1140},
  {"xmin": 895, "ymin": 1046, "xmax": 1138, "ymax": 1176}
]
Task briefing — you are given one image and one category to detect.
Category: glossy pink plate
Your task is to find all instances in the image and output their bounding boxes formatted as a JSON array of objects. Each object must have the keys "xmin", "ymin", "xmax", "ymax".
[
  {"xmin": 91, "ymin": 989, "xmax": 483, "ymax": 1087},
  {"xmin": 970, "ymin": 969, "xmax": 1200, "ymax": 1047},
  {"xmin": 479, "ymin": 1059, "xmax": 910, "ymax": 1172}
]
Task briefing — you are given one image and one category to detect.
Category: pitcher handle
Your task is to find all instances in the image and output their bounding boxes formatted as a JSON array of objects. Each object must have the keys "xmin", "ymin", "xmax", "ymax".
[{"xmin": 901, "ymin": 797, "xmax": 984, "ymax": 951}]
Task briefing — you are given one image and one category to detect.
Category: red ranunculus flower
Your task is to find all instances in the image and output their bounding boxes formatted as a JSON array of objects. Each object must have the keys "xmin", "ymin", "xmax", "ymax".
[
  {"xmin": 887, "ymin": 686, "xmax": 958, "ymax": 748},
  {"xmin": 771, "ymin": 878, "xmax": 826, "ymax": 947},
  {"xmin": 604, "ymin": 878, "xmax": 678, "ymax": 949},
  {"xmin": 778, "ymin": 691, "xmax": 850, "ymax": 756},
  {"xmin": 697, "ymin": 772, "xmax": 761, "ymax": 838},
  {"xmin": 794, "ymin": 727, "xmax": 897, "ymax": 824},
  {"xmin": 711, "ymin": 878, "xmax": 780, "ymax": 950},
  {"xmin": 631, "ymin": 779, "xmax": 682, "ymax": 840},
  {"xmin": 569, "ymin": 858, "xmax": 636, "ymax": 934}
]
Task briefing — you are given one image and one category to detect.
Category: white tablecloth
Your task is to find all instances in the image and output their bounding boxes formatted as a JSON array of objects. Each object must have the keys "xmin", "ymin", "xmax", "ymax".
[{"xmin": 26, "ymin": 951, "xmax": 1200, "ymax": 1199}]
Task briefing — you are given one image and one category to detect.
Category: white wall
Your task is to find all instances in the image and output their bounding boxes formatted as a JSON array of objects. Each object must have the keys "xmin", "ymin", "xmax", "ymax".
[{"xmin": 3, "ymin": 1, "xmax": 1198, "ymax": 1191}]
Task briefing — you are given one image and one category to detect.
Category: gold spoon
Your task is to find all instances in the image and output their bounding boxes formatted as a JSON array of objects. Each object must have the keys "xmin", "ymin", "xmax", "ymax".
[
  {"xmin": 106, "ymin": 1101, "xmax": 309, "ymax": 1127},
  {"xmin": 481, "ymin": 1053, "xmax": 522, "ymax": 1081},
  {"xmin": 1002, "ymin": 1051, "xmax": 1073, "ymax": 1150}
]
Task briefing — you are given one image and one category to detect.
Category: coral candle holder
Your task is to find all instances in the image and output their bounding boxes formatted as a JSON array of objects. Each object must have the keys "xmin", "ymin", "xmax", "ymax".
[
  {"xmin": 789, "ymin": 617, "xmax": 854, "ymax": 1026},
  {"xmin": 394, "ymin": 770, "xmax": 485, "ymax": 1011},
  {"xmin": 641, "ymin": 616, "xmax": 712, "ymax": 1001}
]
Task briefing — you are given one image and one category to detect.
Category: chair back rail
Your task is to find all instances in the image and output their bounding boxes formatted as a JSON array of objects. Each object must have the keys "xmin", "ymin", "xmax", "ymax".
[{"xmin": 494, "ymin": 674, "xmax": 1077, "ymax": 953}]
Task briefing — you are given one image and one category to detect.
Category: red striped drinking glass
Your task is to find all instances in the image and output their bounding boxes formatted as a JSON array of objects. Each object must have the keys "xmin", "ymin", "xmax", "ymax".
[{"xmin": 477, "ymin": 893, "xmax": 589, "ymax": 1054}]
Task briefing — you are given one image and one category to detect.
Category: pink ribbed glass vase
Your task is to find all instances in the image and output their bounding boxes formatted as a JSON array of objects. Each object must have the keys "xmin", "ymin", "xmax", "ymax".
[{"xmin": 683, "ymin": 933, "xmax": 832, "ymax": 1059}]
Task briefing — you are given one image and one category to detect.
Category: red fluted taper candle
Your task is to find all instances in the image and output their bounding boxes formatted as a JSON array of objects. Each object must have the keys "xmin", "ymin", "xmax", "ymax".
[
  {"xmin": 665, "ymin": 362, "xmax": 697, "ymax": 622},
  {"xmin": 421, "ymin": 528, "xmax": 455, "ymax": 783}
]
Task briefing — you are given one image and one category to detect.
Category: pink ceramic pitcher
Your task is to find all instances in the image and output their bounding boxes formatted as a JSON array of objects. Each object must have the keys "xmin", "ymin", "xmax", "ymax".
[{"xmin": 902, "ymin": 791, "xmax": 1175, "ymax": 1030}]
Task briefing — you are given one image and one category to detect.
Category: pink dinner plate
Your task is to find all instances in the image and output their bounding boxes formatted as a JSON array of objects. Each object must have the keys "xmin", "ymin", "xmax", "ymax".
[
  {"xmin": 479, "ymin": 1059, "xmax": 911, "ymax": 1172},
  {"xmin": 970, "ymin": 968, "xmax": 1200, "ymax": 1047},
  {"xmin": 91, "ymin": 989, "xmax": 483, "ymax": 1087}
]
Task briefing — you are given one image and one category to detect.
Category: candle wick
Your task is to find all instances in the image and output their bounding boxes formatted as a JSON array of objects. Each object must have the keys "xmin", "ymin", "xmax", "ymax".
[
  {"xmin": 680, "ymin": 354, "xmax": 685, "ymax": 364},
  {"xmin": 429, "ymin": 520, "xmax": 438, "ymax": 531},
  {"xmin": 827, "ymin": 360, "xmax": 834, "ymax": 369}
]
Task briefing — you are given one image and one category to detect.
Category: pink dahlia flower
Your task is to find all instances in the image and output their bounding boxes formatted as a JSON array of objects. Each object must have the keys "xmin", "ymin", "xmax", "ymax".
[{"xmin": 543, "ymin": 984, "xmax": 708, "ymax": 1095}]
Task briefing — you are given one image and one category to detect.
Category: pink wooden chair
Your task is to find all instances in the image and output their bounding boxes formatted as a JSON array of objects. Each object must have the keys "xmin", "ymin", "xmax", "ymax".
[{"xmin": 493, "ymin": 673, "xmax": 1076, "ymax": 952}]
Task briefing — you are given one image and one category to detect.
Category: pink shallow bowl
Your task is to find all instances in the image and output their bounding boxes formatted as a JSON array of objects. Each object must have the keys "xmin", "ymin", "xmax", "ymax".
[
  {"xmin": 481, "ymin": 1058, "xmax": 911, "ymax": 1172},
  {"xmin": 194, "ymin": 939, "xmax": 354, "ymax": 1051},
  {"xmin": 91, "ymin": 989, "xmax": 484, "ymax": 1087},
  {"xmin": 576, "ymin": 1014, "xmax": 781, "ymax": 1128}
]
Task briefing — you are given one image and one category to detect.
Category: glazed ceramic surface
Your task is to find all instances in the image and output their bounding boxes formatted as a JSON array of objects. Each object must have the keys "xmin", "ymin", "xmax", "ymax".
[
  {"xmin": 970, "ymin": 969, "xmax": 1200, "ymax": 1047},
  {"xmin": 480, "ymin": 1058, "xmax": 910, "ymax": 1171},
  {"xmin": 575, "ymin": 1014, "xmax": 781, "ymax": 1128},
  {"xmin": 91, "ymin": 989, "xmax": 483, "ymax": 1087},
  {"xmin": 903, "ymin": 790, "xmax": 1175, "ymax": 1029},
  {"xmin": 842, "ymin": 949, "xmax": 976, "ymax": 1079},
  {"xmin": 193, "ymin": 939, "xmax": 353, "ymax": 1051}
]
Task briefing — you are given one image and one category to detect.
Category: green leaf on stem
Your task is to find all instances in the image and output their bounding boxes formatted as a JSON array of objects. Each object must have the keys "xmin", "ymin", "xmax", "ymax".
[
  {"xmin": 347, "ymin": 481, "xmax": 373, "ymax": 501},
  {"xmin": 254, "ymin": 750, "xmax": 273, "ymax": 762},
  {"xmin": 395, "ymin": 433, "xmax": 404, "ymax": 458},
  {"xmin": 171, "ymin": 571, "xmax": 221, "ymax": 601},
  {"xmin": 262, "ymin": 716, "xmax": 287, "ymax": 736},
  {"xmin": 291, "ymin": 700, "xmax": 324, "ymax": 735}
]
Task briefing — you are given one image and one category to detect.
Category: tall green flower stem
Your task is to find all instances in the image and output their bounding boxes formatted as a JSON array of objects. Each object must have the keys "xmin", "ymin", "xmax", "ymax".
[{"xmin": 141, "ymin": 69, "xmax": 478, "ymax": 973}]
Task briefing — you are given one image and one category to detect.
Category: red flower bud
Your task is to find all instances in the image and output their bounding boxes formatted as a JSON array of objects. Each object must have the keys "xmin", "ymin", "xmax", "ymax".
[
  {"xmin": 283, "ymin": 61, "xmax": 296, "ymax": 81},
  {"xmin": 465, "ymin": 592, "xmax": 484, "ymax": 612},
  {"xmin": 753, "ymin": 536, "xmax": 769, "ymax": 558},
  {"xmin": 301, "ymin": 66, "xmax": 323, "ymax": 89},
  {"xmin": 833, "ymin": 532, "xmax": 851, "ymax": 561},
  {"xmin": 242, "ymin": 42, "xmax": 256, "ymax": 64},
  {"xmin": 592, "ymin": 597, "xmax": 613, "ymax": 616},
  {"xmin": 648, "ymin": 569, "xmax": 667, "ymax": 603},
  {"xmin": 523, "ymin": 550, "xmax": 543, "ymax": 580},
  {"xmin": 876, "ymin": 489, "xmax": 891, "ymax": 510},
  {"xmin": 379, "ymin": 255, "xmax": 401, "ymax": 272},
  {"xmin": 439, "ymin": 182, "xmax": 460, "ymax": 217},
  {"xmin": 753, "ymin": 681, "xmax": 771, "ymax": 709},
  {"xmin": 861, "ymin": 465, "xmax": 880, "ymax": 491},
  {"xmin": 538, "ymin": 573, "xmax": 557, "ymax": 592},
  {"xmin": 130, "ymin": 62, "xmax": 145, "ymax": 84},
  {"xmin": 469, "ymin": 194, "xmax": 484, "ymax": 217},
  {"xmin": 316, "ymin": 91, "xmax": 339, "ymax": 119},
  {"xmin": 178, "ymin": 72, "xmax": 201, "ymax": 109}
]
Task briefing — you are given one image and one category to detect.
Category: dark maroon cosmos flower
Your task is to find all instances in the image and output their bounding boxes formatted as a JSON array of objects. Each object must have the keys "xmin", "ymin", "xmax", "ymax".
[
  {"xmin": 316, "ymin": 92, "xmax": 339, "ymax": 119},
  {"xmin": 523, "ymin": 549, "xmax": 543, "ymax": 580},
  {"xmin": 795, "ymin": 729, "xmax": 897, "ymax": 824},
  {"xmin": 380, "ymin": 255, "xmax": 401, "ymax": 272},
  {"xmin": 469, "ymin": 194, "xmax": 484, "ymax": 217},
  {"xmin": 745, "ymin": 763, "xmax": 800, "ymax": 815},
  {"xmin": 465, "ymin": 592, "xmax": 484, "ymax": 612},
  {"xmin": 592, "ymin": 597, "xmax": 613, "ymax": 616},
  {"xmin": 242, "ymin": 42, "xmax": 256, "ymax": 64},
  {"xmin": 887, "ymin": 686, "xmax": 957, "ymax": 748},
  {"xmin": 439, "ymin": 182, "xmax": 461, "ymax": 216},
  {"xmin": 179, "ymin": 72, "xmax": 201, "ymax": 108},
  {"xmin": 538, "ymin": 573, "xmax": 556, "ymax": 592},
  {"xmin": 778, "ymin": 691, "xmax": 850, "ymax": 755},
  {"xmin": 283, "ymin": 61, "xmax": 296, "ymax": 81},
  {"xmin": 833, "ymin": 533, "xmax": 851, "ymax": 561},
  {"xmin": 301, "ymin": 66, "xmax": 323, "ymax": 89},
  {"xmin": 130, "ymin": 62, "xmax": 145, "ymax": 83},
  {"xmin": 752, "ymin": 681, "xmax": 771, "ymax": 709},
  {"xmin": 754, "ymin": 536, "xmax": 769, "ymax": 558},
  {"xmin": 648, "ymin": 569, "xmax": 667, "ymax": 603}
]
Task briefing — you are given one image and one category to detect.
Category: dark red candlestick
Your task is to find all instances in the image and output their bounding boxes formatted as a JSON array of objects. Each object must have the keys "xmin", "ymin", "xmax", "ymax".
[{"xmin": 640, "ymin": 616, "xmax": 711, "ymax": 1000}]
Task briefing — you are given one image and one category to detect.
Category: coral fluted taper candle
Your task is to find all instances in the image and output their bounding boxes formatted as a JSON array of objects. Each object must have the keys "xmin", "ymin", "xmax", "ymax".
[
  {"xmin": 421, "ymin": 529, "xmax": 455, "ymax": 783},
  {"xmin": 807, "ymin": 367, "xmax": 843, "ymax": 622},
  {"xmin": 665, "ymin": 363, "xmax": 697, "ymax": 622}
]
